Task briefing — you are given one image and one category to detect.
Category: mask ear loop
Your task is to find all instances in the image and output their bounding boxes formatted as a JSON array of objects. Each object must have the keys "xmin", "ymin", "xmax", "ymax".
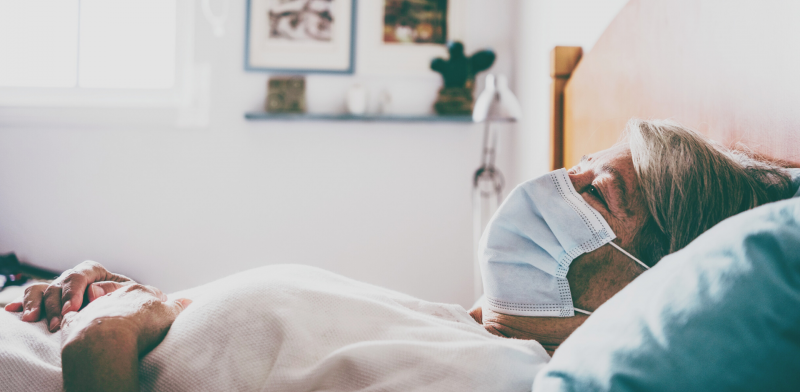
[
  {"xmin": 608, "ymin": 241, "xmax": 650, "ymax": 270},
  {"xmin": 574, "ymin": 308, "xmax": 593, "ymax": 315}
]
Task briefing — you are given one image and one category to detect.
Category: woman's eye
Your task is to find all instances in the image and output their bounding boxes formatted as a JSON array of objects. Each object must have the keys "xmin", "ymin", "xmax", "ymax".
[{"xmin": 589, "ymin": 185, "xmax": 602, "ymax": 199}]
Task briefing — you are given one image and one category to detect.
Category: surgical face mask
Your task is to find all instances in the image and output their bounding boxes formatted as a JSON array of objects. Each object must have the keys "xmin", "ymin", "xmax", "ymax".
[{"xmin": 479, "ymin": 168, "xmax": 650, "ymax": 317}]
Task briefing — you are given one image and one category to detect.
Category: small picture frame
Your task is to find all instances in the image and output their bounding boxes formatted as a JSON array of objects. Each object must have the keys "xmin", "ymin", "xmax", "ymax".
[
  {"xmin": 266, "ymin": 76, "xmax": 306, "ymax": 113},
  {"xmin": 358, "ymin": 0, "xmax": 465, "ymax": 76},
  {"xmin": 245, "ymin": 0, "xmax": 356, "ymax": 74}
]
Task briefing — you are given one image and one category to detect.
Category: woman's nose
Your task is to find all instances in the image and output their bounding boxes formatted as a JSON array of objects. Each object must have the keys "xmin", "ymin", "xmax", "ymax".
[{"xmin": 569, "ymin": 170, "xmax": 594, "ymax": 193}]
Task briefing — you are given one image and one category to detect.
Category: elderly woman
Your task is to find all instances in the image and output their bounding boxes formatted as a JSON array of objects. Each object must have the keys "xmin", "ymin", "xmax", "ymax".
[
  {"xmin": 5, "ymin": 119, "xmax": 797, "ymax": 391},
  {"xmin": 472, "ymin": 119, "xmax": 796, "ymax": 353}
]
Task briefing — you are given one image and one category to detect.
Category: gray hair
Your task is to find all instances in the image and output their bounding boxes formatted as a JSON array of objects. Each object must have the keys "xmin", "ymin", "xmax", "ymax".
[{"xmin": 626, "ymin": 119, "xmax": 795, "ymax": 265}]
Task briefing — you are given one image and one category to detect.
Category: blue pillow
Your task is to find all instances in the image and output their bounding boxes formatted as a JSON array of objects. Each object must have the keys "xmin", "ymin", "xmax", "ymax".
[
  {"xmin": 534, "ymin": 197, "xmax": 800, "ymax": 392},
  {"xmin": 788, "ymin": 168, "xmax": 800, "ymax": 197}
]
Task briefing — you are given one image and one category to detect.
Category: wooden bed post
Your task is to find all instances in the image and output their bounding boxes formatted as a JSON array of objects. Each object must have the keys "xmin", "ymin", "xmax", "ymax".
[{"xmin": 550, "ymin": 46, "xmax": 583, "ymax": 170}]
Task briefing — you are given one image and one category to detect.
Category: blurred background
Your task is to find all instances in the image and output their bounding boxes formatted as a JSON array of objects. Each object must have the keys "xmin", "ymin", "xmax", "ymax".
[{"xmin": 0, "ymin": 0, "xmax": 627, "ymax": 308}]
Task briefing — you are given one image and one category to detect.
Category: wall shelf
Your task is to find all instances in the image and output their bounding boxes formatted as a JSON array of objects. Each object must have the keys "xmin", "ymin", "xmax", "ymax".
[{"xmin": 244, "ymin": 112, "xmax": 475, "ymax": 123}]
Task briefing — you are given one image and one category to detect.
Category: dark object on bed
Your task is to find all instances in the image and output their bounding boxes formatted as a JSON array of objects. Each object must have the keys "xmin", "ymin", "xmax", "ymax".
[
  {"xmin": 0, "ymin": 253, "xmax": 60, "ymax": 289},
  {"xmin": 0, "ymin": 253, "xmax": 26, "ymax": 288}
]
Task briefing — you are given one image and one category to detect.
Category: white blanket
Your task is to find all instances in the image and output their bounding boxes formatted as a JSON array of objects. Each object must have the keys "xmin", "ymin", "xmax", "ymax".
[{"xmin": 0, "ymin": 265, "xmax": 549, "ymax": 391}]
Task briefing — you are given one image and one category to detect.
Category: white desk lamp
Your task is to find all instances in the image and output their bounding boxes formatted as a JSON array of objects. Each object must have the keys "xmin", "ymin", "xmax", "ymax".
[{"xmin": 471, "ymin": 74, "xmax": 522, "ymax": 302}]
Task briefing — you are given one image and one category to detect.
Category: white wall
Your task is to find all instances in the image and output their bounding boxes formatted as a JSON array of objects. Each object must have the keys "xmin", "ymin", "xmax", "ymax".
[
  {"xmin": 0, "ymin": 0, "xmax": 628, "ymax": 308},
  {"xmin": 0, "ymin": 0, "xmax": 519, "ymax": 308},
  {"xmin": 512, "ymin": 0, "xmax": 629, "ymax": 186}
]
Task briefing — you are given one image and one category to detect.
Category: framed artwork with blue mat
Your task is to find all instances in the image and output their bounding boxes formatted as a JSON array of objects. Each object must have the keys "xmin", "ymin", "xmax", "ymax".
[{"xmin": 245, "ymin": 0, "xmax": 356, "ymax": 74}]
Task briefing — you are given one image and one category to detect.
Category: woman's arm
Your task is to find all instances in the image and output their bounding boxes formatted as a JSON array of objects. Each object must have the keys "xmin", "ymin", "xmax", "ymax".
[
  {"xmin": 58, "ymin": 283, "xmax": 190, "ymax": 392},
  {"xmin": 480, "ymin": 308, "xmax": 588, "ymax": 355},
  {"xmin": 61, "ymin": 318, "xmax": 140, "ymax": 392}
]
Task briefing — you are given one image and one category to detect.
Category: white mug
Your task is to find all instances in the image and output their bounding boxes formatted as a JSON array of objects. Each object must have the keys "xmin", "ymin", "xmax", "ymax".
[{"xmin": 347, "ymin": 84, "xmax": 368, "ymax": 115}]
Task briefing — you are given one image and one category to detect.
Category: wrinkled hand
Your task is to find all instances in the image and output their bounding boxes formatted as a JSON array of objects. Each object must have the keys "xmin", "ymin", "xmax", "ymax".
[
  {"xmin": 61, "ymin": 283, "xmax": 191, "ymax": 356},
  {"xmin": 4, "ymin": 261, "xmax": 134, "ymax": 332},
  {"xmin": 60, "ymin": 283, "xmax": 191, "ymax": 392}
]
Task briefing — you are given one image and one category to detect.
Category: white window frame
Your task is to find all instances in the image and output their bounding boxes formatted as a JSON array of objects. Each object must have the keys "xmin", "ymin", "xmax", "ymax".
[{"xmin": 0, "ymin": 0, "xmax": 195, "ymax": 109}]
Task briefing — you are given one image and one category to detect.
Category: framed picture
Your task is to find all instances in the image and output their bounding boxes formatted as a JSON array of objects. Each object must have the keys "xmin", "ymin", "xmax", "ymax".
[
  {"xmin": 383, "ymin": 0, "xmax": 448, "ymax": 44},
  {"xmin": 245, "ymin": 0, "xmax": 356, "ymax": 74},
  {"xmin": 358, "ymin": 0, "xmax": 465, "ymax": 76}
]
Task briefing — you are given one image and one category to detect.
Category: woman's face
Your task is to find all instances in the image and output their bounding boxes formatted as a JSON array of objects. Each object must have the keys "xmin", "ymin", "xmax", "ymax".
[
  {"xmin": 568, "ymin": 144, "xmax": 648, "ymax": 246},
  {"xmin": 478, "ymin": 144, "xmax": 653, "ymax": 354},
  {"xmin": 566, "ymin": 144, "xmax": 651, "ymax": 311}
]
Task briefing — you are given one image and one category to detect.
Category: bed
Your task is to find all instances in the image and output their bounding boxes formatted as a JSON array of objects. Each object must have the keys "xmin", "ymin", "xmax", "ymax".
[
  {"xmin": 536, "ymin": 1, "xmax": 800, "ymax": 390},
  {"xmin": 3, "ymin": 1, "xmax": 800, "ymax": 391},
  {"xmin": 549, "ymin": 0, "xmax": 800, "ymax": 170}
]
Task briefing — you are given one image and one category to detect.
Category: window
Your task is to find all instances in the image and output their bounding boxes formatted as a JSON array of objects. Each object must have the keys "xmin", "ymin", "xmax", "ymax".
[{"xmin": 0, "ymin": 0, "xmax": 193, "ymax": 107}]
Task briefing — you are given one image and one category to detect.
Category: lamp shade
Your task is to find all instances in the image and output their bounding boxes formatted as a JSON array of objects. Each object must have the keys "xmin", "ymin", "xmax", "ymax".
[{"xmin": 472, "ymin": 74, "xmax": 522, "ymax": 122}]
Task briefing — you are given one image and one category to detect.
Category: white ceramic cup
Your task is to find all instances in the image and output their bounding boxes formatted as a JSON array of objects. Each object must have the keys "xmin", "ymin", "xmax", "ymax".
[{"xmin": 346, "ymin": 84, "xmax": 369, "ymax": 115}]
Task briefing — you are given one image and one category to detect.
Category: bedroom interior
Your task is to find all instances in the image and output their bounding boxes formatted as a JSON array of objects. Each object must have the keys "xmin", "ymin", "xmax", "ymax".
[
  {"xmin": 0, "ymin": 0, "xmax": 627, "ymax": 309},
  {"xmin": 2, "ymin": 0, "xmax": 800, "ymax": 390}
]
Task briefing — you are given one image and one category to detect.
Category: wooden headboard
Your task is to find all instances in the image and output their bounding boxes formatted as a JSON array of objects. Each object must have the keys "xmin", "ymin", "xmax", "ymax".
[{"xmin": 550, "ymin": 0, "xmax": 800, "ymax": 170}]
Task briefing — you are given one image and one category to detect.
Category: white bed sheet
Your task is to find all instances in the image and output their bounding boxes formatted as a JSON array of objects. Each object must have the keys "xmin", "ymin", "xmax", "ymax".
[{"xmin": 1, "ymin": 265, "xmax": 549, "ymax": 391}]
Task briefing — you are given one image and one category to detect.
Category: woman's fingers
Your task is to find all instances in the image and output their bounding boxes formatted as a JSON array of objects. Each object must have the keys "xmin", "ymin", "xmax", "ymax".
[
  {"xmin": 21, "ymin": 283, "xmax": 47, "ymax": 322},
  {"xmin": 36, "ymin": 261, "xmax": 132, "ymax": 331},
  {"xmin": 4, "ymin": 299, "xmax": 23, "ymax": 312},
  {"xmin": 58, "ymin": 261, "xmax": 132, "ymax": 315},
  {"xmin": 173, "ymin": 298, "xmax": 192, "ymax": 313},
  {"xmin": 86, "ymin": 281, "xmax": 128, "ymax": 302},
  {"xmin": 153, "ymin": 287, "xmax": 168, "ymax": 302},
  {"xmin": 154, "ymin": 297, "xmax": 191, "ymax": 335},
  {"xmin": 137, "ymin": 297, "xmax": 192, "ymax": 353},
  {"xmin": 160, "ymin": 297, "xmax": 192, "ymax": 322},
  {"xmin": 48, "ymin": 266, "xmax": 131, "ymax": 332},
  {"xmin": 9, "ymin": 261, "xmax": 135, "ymax": 330},
  {"xmin": 43, "ymin": 283, "xmax": 68, "ymax": 331}
]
